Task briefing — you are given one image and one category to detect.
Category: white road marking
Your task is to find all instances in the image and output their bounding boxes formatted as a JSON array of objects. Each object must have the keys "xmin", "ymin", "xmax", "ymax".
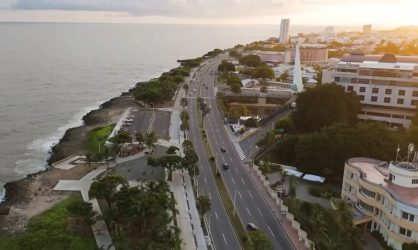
[
  {"xmin": 222, "ymin": 233, "xmax": 228, "ymax": 245},
  {"xmin": 246, "ymin": 207, "xmax": 252, "ymax": 216},
  {"xmin": 208, "ymin": 192, "xmax": 212, "ymax": 200},
  {"xmin": 204, "ymin": 177, "xmax": 207, "ymax": 184},
  {"xmin": 229, "ymin": 156, "xmax": 233, "ymax": 162},
  {"xmin": 248, "ymin": 191, "xmax": 254, "ymax": 199},
  {"xmin": 257, "ymin": 207, "xmax": 263, "ymax": 216},
  {"xmin": 215, "ymin": 211, "xmax": 219, "ymax": 220},
  {"xmin": 231, "ymin": 177, "xmax": 235, "ymax": 185},
  {"xmin": 241, "ymin": 177, "xmax": 245, "ymax": 185},
  {"xmin": 267, "ymin": 225, "xmax": 275, "ymax": 237},
  {"xmin": 238, "ymin": 191, "xmax": 243, "ymax": 199},
  {"xmin": 199, "ymin": 164, "xmax": 203, "ymax": 170},
  {"xmin": 234, "ymin": 167, "xmax": 238, "ymax": 173}
]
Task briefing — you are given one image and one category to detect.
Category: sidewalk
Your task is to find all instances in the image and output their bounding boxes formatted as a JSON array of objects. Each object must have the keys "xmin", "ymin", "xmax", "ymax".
[
  {"xmin": 169, "ymin": 170, "xmax": 207, "ymax": 250},
  {"xmin": 244, "ymin": 164, "xmax": 310, "ymax": 250}
]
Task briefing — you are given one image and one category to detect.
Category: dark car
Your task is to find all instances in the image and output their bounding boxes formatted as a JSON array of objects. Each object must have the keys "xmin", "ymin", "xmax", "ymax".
[
  {"xmin": 220, "ymin": 146, "xmax": 226, "ymax": 153},
  {"xmin": 246, "ymin": 223, "xmax": 259, "ymax": 231},
  {"xmin": 222, "ymin": 163, "xmax": 229, "ymax": 170}
]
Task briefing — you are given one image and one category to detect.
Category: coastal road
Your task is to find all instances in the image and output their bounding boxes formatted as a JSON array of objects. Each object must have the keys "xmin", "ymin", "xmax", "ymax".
[
  {"xmin": 185, "ymin": 66, "xmax": 242, "ymax": 250},
  {"xmin": 195, "ymin": 55, "xmax": 294, "ymax": 250}
]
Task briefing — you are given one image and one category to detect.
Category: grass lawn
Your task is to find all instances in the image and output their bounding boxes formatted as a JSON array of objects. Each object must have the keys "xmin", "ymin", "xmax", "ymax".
[
  {"xmin": 85, "ymin": 124, "xmax": 115, "ymax": 154},
  {"xmin": 0, "ymin": 196, "xmax": 97, "ymax": 250}
]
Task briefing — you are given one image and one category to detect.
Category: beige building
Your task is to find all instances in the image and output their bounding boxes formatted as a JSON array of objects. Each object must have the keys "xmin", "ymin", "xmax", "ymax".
[
  {"xmin": 289, "ymin": 44, "xmax": 328, "ymax": 64},
  {"xmin": 323, "ymin": 53, "xmax": 418, "ymax": 128},
  {"xmin": 342, "ymin": 158, "xmax": 418, "ymax": 250}
]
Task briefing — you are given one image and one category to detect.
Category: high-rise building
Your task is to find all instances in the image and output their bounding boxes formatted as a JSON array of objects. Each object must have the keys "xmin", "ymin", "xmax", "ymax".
[
  {"xmin": 363, "ymin": 24, "xmax": 372, "ymax": 34},
  {"xmin": 325, "ymin": 26, "xmax": 334, "ymax": 35},
  {"xmin": 342, "ymin": 157, "xmax": 418, "ymax": 250},
  {"xmin": 279, "ymin": 19, "xmax": 290, "ymax": 44},
  {"xmin": 322, "ymin": 53, "xmax": 418, "ymax": 128}
]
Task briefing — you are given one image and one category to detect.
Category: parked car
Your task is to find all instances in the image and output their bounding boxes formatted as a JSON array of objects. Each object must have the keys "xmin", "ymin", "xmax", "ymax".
[{"xmin": 220, "ymin": 146, "xmax": 226, "ymax": 153}]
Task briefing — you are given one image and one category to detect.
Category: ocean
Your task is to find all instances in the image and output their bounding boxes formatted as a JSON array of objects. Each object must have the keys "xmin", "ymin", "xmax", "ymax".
[{"xmin": 0, "ymin": 22, "xmax": 351, "ymax": 201}]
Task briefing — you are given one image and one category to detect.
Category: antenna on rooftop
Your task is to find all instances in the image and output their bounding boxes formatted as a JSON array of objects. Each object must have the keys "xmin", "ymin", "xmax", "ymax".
[{"xmin": 396, "ymin": 144, "xmax": 400, "ymax": 162}]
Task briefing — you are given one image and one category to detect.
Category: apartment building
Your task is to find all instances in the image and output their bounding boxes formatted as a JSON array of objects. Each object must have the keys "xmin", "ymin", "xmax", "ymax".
[
  {"xmin": 279, "ymin": 19, "xmax": 290, "ymax": 44},
  {"xmin": 342, "ymin": 157, "xmax": 418, "ymax": 250},
  {"xmin": 323, "ymin": 53, "xmax": 418, "ymax": 128}
]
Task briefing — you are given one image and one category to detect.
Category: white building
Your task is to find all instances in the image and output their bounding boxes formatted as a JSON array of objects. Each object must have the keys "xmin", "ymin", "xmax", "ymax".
[
  {"xmin": 279, "ymin": 19, "xmax": 290, "ymax": 44},
  {"xmin": 342, "ymin": 157, "xmax": 418, "ymax": 250},
  {"xmin": 322, "ymin": 53, "xmax": 418, "ymax": 128}
]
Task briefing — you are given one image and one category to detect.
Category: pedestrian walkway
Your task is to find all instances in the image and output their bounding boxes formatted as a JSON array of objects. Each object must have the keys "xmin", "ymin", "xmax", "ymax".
[
  {"xmin": 53, "ymin": 165, "xmax": 115, "ymax": 250},
  {"xmin": 244, "ymin": 164, "xmax": 310, "ymax": 250},
  {"xmin": 170, "ymin": 170, "xmax": 207, "ymax": 250},
  {"xmin": 233, "ymin": 142, "xmax": 246, "ymax": 161}
]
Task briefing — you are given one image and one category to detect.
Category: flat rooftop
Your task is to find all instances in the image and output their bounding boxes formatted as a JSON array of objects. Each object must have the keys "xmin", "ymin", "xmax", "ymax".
[{"xmin": 347, "ymin": 157, "xmax": 418, "ymax": 207}]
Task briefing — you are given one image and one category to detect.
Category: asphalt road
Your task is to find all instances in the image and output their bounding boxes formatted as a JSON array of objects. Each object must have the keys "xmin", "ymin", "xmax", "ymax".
[
  {"xmin": 239, "ymin": 109, "xmax": 292, "ymax": 158},
  {"xmin": 186, "ymin": 67, "xmax": 241, "ymax": 250},
  {"xmin": 195, "ymin": 55, "xmax": 294, "ymax": 250},
  {"xmin": 129, "ymin": 109, "xmax": 171, "ymax": 138}
]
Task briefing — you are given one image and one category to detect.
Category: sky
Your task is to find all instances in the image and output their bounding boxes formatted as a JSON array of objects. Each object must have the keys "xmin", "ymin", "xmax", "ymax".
[{"xmin": 0, "ymin": 0, "xmax": 417, "ymax": 27}]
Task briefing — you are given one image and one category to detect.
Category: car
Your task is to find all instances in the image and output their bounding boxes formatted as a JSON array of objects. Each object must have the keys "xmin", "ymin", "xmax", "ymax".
[
  {"xmin": 222, "ymin": 163, "xmax": 229, "ymax": 170},
  {"xmin": 246, "ymin": 223, "xmax": 259, "ymax": 231},
  {"xmin": 205, "ymin": 86, "xmax": 208, "ymax": 89},
  {"xmin": 220, "ymin": 146, "xmax": 226, "ymax": 153}
]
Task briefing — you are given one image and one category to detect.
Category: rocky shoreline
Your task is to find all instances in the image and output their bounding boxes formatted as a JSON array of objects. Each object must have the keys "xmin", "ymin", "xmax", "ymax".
[{"xmin": 1, "ymin": 92, "xmax": 139, "ymax": 212}]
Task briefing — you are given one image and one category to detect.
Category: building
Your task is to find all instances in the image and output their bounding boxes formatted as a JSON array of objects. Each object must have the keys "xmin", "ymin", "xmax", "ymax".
[
  {"xmin": 279, "ymin": 19, "xmax": 290, "ymax": 44},
  {"xmin": 289, "ymin": 44, "xmax": 328, "ymax": 64},
  {"xmin": 322, "ymin": 53, "xmax": 418, "ymax": 128},
  {"xmin": 241, "ymin": 79, "xmax": 259, "ymax": 88},
  {"xmin": 342, "ymin": 157, "xmax": 418, "ymax": 250},
  {"xmin": 363, "ymin": 24, "xmax": 373, "ymax": 34},
  {"xmin": 325, "ymin": 26, "xmax": 334, "ymax": 35},
  {"xmin": 253, "ymin": 50, "xmax": 286, "ymax": 64}
]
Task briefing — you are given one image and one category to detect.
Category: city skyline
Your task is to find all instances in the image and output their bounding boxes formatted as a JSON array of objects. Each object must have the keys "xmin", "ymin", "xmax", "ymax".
[{"xmin": 0, "ymin": 0, "xmax": 417, "ymax": 27}]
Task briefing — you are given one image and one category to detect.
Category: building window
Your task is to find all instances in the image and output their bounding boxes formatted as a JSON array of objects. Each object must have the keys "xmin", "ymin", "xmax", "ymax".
[
  {"xmin": 385, "ymin": 89, "xmax": 392, "ymax": 95},
  {"xmin": 407, "ymin": 230, "xmax": 412, "ymax": 237},
  {"xmin": 402, "ymin": 212, "xmax": 409, "ymax": 219},
  {"xmin": 335, "ymin": 77, "xmax": 341, "ymax": 82},
  {"xmin": 359, "ymin": 95, "xmax": 365, "ymax": 101},
  {"xmin": 398, "ymin": 99, "xmax": 404, "ymax": 104},
  {"xmin": 371, "ymin": 96, "xmax": 378, "ymax": 102},
  {"xmin": 413, "ymin": 91, "xmax": 418, "ymax": 97},
  {"xmin": 384, "ymin": 97, "xmax": 391, "ymax": 103},
  {"xmin": 410, "ymin": 214, "xmax": 415, "ymax": 222},
  {"xmin": 372, "ymin": 88, "xmax": 379, "ymax": 94},
  {"xmin": 399, "ymin": 90, "xmax": 405, "ymax": 96},
  {"xmin": 412, "ymin": 100, "xmax": 418, "ymax": 106},
  {"xmin": 359, "ymin": 87, "xmax": 366, "ymax": 92},
  {"xmin": 413, "ymin": 179, "xmax": 418, "ymax": 184},
  {"xmin": 399, "ymin": 227, "xmax": 406, "ymax": 235},
  {"xmin": 347, "ymin": 85, "xmax": 354, "ymax": 91}
]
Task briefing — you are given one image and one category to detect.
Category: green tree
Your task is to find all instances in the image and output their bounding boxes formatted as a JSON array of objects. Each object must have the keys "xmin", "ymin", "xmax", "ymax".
[
  {"xmin": 148, "ymin": 155, "xmax": 183, "ymax": 181},
  {"xmin": 218, "ymin": 60, "xmax": 235, "ymax": 72},
  {"xmin": 253, "ymin": 65, "xmax": 274, "ymax": 79},
  {"xmin": 248, "ymin": 231, "xmax": 273, "ymax": 250},
  {"xmin": 403, "ymin": 242, "xmax": 418, "ymax": 250},
  {"xmin": 166, "ymin": 146, "xmax": 179, "ymax": 155},
  {"xmin": 180, "ymin": 97, "xmax": 188, "ymax": 108},
  {"xmin": 196, "ymin": 195, "xmax": 211, "ymax": 216},
  {"xmin": 239, "ymin": 54, "xmax": 262, "ymax": 67},
  {"xmin": 257, "ymin": 130, "xmax": 276, "ymax": 148},
  {"xmin": 293, "ymin": 84, "xmax": 360, "ymax": 133},
  {"xmin": 135, "ymin": 131, "xmax": 144, "ymax": 145},
  {"xmin": 183, "ymin": 83, "xmax": 189, "ymax": 92},
  {"xmin": 231, "ymin": 82, "xmax": 242, "ymax": 93},
  {"xmin": 180, "ymin": 120, "xmax": 189, "ymax": 139},
  {"xmin": 229, "ymin": 50, "xmax": 242, "ymax": 59},
  {"xmin": 144, "ymin": 130, "xmax": 159, "ymax": 152},
  {"xmin": 110, "ymin": 130, "xmax": 132, "ymax": 144},
  {"xmin": 278, "ymin": 71, "xmax": 289, "ymax": 82},
  {"xmin": 88, "ymin": 174, "xmax": 128, "ymax": 207},
  {"xmin": 67, "ymin": 199, "xmax": 95, "ymax": 225}
]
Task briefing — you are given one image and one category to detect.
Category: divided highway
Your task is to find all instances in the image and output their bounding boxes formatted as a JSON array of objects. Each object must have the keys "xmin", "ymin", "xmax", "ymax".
[
  {"xmin": 186, "ymin": 66, "xmax": 241, "ymax": 250},
  {"xmin": 193, "ymin": 55, "xmax": 294, "ymax": 250}
]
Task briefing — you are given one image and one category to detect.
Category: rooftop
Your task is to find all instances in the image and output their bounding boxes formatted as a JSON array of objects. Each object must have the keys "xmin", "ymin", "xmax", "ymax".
[
  {"xmin": 347, "ymin": 157, "xmax": 418, "ymax": 207},
  {"xmin": 341, "ymin": 54, "xmax": 418, "ymax": 64}
]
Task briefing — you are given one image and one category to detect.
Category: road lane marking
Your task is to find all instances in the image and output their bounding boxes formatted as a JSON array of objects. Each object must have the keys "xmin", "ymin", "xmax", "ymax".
[
  {"xmin": 248, "ymin": 191, "xmax": 254, "ymax": 199},
  {"xmin": 267, "ymin": 225, "xmax": 275, "ymax": 237},
  {"xmin": 257, "ymin": 207, "xmax": 263, "ymax": 216},
  {"xmin": 222, "ymin": 233, "xmax": 228, "ymax": 245},
  {"xmin": 214, "ymin": 211, "xmax": 219, "ymax": 220},
  {"xmin": 234, "ymin": 167, "xmax": 238, "ymax": 173},
  {"xmin": 241, "ymin": 177, "xmax": 245, "ymax": 185},
  {"xmin": 204, "ymin": 177, "xmax": 207, "ymax": 184},
  {"xmin": 246, "ymin": 207, "xmax": 252, "ymax": 216},
  {"xmin": 208, "ymin": 192, "xmax": 212, "ymax": 200},
  {"xmin": 199, "ymin": 164, "xmax": 203, "ymax": 170},
  {"xmin": 229, "ymin": 156, "xmax": 233, "ymax": 162},
  {"xmin": 231, "ymin": 177, "xmax": 235, "ymax": 185},
  {"xmin": 238, "ymin": 191, "xmax": 242, "ymax": 199}
]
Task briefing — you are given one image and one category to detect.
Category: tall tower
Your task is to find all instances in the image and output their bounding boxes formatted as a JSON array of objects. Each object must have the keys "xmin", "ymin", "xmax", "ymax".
[
  {"xmin": 292, "ymin": 44, "xmax": 304, "ymax": 93},
  {"xmin": 279, "ymin": 19, "xmax": 290, "ymax": 44}
]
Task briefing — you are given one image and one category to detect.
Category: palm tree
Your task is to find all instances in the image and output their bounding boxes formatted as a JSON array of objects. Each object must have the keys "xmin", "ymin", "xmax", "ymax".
[
  {"xmin": 334, "ymin": 201, "xmax": 354, "ymax": 246},
  {"xmin": 180, "ymin": 97, "xmax": 188, "ymax": 109},
  {"xmin": 196, "ymin": 195, "xmax": 211, "ymax": 216},
  {"xmin": 180, "ymin": 121, "xmax": 189, "ymax": 139},
  {"xmin": 144, "ymin": 130, "xmax": 158, "ymax": 152},
  {"xmin": 88, "ymin": 174, "xmax": 128, "ymax": 207},
  {"xmin": 135, "ymin": 131, "xmax": 144, "ymax": 147}
]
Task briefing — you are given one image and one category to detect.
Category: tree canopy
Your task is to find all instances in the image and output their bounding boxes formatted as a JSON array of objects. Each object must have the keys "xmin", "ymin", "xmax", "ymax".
[
  {"xmin": 239, "ymin": 54, "xmax": 262, "ymax": 67},
  {"xmin": 218, "ymin": 60, "xmax": 235, "ymax": 72},
  {"xmin": 248, "ymin": 231, "xmax": 273, "ymax": 250},
  {"xmin": 293, "ymin": 84, "xmax": 360, "ymax": 133}
]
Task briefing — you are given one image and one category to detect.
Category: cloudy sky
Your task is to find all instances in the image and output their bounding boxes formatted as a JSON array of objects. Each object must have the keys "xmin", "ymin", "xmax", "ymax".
[{"xmin": 0, "ymin": 0, "xmax": 417, "ymax": 27}]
